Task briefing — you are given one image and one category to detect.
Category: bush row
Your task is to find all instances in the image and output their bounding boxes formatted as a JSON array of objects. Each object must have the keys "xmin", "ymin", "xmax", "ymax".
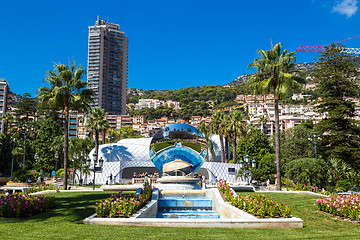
[
  {"xmin": 316, "ymin": 194, "xmax": 360, "ymax": 222},
  {"xmin": 25, "ymin": 184, "xmax": 62, "ymax": 194},
  {"xmin": 0, "ymin": 193, "xmax": 55, "ymax": 218},
  {"xmin": 288, "ymin": 184, "xmax": 330, "ymax": 195},
  {"xmin": 94, "ymin": 181, "xmax": 152, "ymax": 218},
  {"xmin": 218, "ymin": 179, "xmax": 292, "ymax": 218}
]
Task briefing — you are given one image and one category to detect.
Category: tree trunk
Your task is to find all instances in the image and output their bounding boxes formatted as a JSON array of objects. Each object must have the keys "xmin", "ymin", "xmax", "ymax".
[
  {"xmin": 224, "ymin": 137, "xmax": 229, "ymax": 163},
  {"xmin": 274, "ymin": 97, "xmax": 281, "ymax": 191},
  {"xmin": 95, "ymin": 130, "xmax": 99, "ymax": 162},
  {"xmin": 219, "ymin": 135, "xmax": 225, "ymax": 163},
  {"xmin": 63, "ymin": 103, "xmax": 69, "ymax": 190},
  {"xmin": 233, "ymin": 138, "xmax": 237, "ymax": 163}
]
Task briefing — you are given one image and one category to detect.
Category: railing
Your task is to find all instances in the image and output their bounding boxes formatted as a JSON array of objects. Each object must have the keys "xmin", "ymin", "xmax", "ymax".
[{"xmin": 132, "ymin": 178, "xmax": 158, "ymax": 185}]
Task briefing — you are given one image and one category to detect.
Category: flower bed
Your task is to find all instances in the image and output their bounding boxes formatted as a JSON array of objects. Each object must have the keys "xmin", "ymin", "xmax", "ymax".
[
  {"xmin": 94, "ymin": 181, "xmax": 152, "ymax": 218},
  {"xmin": 25, "ymin": 184, "xmax": 62, "ymax": 194},
  {"xmin": 0, "ymin": 193, "xmax": 55, "ymax": 218},
  {"xmin": 289, "ymin": 184, "xmax": 330, "ymax": 195},
  {"xmin": 218, "ymin": 179, "xmax": 292, "ymax": 218},
  {"xmin": 316, "ymin": 194, "xmax": 360, "ymax": 222}
]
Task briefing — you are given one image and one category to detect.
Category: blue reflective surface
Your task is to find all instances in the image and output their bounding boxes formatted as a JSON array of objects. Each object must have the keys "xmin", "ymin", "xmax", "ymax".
[
  {"xmin": 152, "ymin": 145, "xmax": 204, "ymax": 173},
  {"xmin": 163, "ymin": 123, "xmax": 204, "ymax": 138}
]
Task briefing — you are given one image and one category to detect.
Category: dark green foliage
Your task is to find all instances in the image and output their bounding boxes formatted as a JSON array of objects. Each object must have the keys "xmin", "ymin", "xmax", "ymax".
[
  {"xmin": 32, "ymin": 118, "xmax": 63, "ymax": 171},
  {"xmin": 14, "ymin": 93, "xmax": 37, "ymax": 122},
  {"xmin": 253, "ymin": 152, "xmax": 276, "ymax": 182},
  {"xmin": 127, "ymin": 85, "xmax": 251, "ymax": 120},
  {"xmin": 312, "ymin": 43, "xmax": 360, "ymax": 170},
  {"xmin": 0, "ymin": 134, "xmax": 14, "ymax": 175},
  {"xmin": 237, "ymin": 128, "xmax": 273, "ymax": 160},
  {"xmin": 280, "ymin": 123, "xmax": 315, "ymax": 164},
  {"xmin": 285, "ymin": 157, "xmax": 328, "ymax": 187},
  {"xmin": 236, "ymin": 128, "xmax": 275, "ymax": 181},
  {"xmin": 12, "ymin": 169, "xmax": 38, "ymax": 182},
  {"xmin": 335, "ymin": 179, "xmax": 352, "ymax": 192},
  {"xmin": 128, "ymin": 105, "xmax": 179, "ymax": 120}
]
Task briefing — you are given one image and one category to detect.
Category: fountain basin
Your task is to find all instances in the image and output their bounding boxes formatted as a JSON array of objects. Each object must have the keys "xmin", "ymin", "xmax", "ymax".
[{"xmin": 156, "ymin": 176, "xmax": 201, "ymax": 191}]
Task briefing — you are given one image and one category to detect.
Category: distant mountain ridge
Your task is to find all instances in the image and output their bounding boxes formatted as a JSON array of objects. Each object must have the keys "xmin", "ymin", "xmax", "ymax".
[
  {"xmin": 225, "ymin": 62, "xmax": 318, "ymax": 87},
  {"xmin": 225, "ymin": 55, "xmax": 360, "ymax": 87}
]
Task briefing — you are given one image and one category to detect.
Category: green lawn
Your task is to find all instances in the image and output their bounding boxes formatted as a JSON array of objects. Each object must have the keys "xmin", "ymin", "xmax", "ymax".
[{"xmin": 0, "ymin": 191, "xmax": 359, "ymax": 240}]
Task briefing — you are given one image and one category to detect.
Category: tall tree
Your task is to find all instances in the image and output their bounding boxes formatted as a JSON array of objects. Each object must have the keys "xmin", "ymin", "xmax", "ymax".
[
  {"xmin": 226, "ymin": 111, "xmax": 248, "ymax": 163},
  {"xmin": 198, "ymin": 121, "xmax": 215, "ymax": 162},
  {"xmin": 38, "ymin": 60, "xmax": 93, "ymax": 190},
  {"xmin": 33, "ymin": 118, "xmax": 62, "ymax": 171},
  {"xmin": 85, "ymin": 107, "xmax": 110, "ymax": 161},
  {"xmin": 248, "ymin": 42, "xmax": 305, "ymax": 190},
  {"xmin": 312, "ymin": 43, "xmax": 360, "ymax": 170},
  {"xmin": 14, "ymin": 93, "xmax": 37, "ymax": 123},
  {"xmin": 280, "ymin": 122, "xmax": 315, "ymax": 164},
  {"xmin": 0, "ymin": 112, "xmax": 15, "ymax": 135}
]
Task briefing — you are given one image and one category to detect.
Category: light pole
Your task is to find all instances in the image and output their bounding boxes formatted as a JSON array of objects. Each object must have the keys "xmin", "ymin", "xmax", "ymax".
[
  {"xmin": 20, "ymin": 123, "xmax": 34, "ymax": 169},
  {"xmin": 308, "ymin": 132, "xmax": 322, "ymax": 160},
  {"xmin": 54, "ymin": 151, "xmax": 59, "ymax": 181},
  {"xmin": 34, "ymin": 152, "xmax": 40, "ymax": 181},
  {"xmin": 79, "ymin": 151, "xmax": 84, "ymax": 186},
  {"xmin": 87, "ymin": 152, "xmax": 103, "ymax": 190},
  {"xmin": 239, "ymin": 154, "xmax": 256, "ymax": 185},
  {"xmin": 10, "ymin": 138, "xmax": 15, "ymax": 181},
  {"xmin": 73, "ymin": 154, "xmax": 79, "ymax": 186}
]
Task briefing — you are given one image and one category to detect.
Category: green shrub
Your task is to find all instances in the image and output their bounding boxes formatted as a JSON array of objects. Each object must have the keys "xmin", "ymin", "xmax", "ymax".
[
  {"xmin": 217, "ymin": 179, "xmax": 292, "ymax": 218},
  {"xmin": 335, "ymin": 180, "xmax": 352, "ymax": 192},
  {"xmin": 13, "ymin": 169, "xmax": 38, "ymax": 182},
  {"xmin": 94, "ymin": 182, "xmax": 152, "ymax": 218},
  {"xmin": 290, "ymin": 184, "xmax": 330, "ymax": 195},
  {"xmin": 316, "ymin": 194, "xmax": 360, "ymax": 222},
  {"xmin": 282, "ymin": 178, "xmax": 295, "ymax": 189},
  {"xmin": 0, "ymin": 193, "xmax": 55, "ymax": 218},
  {"xmin": 285, "ymin": 157, "xmax": 328, "ymax": 187},
  {"xmin": 25, "ymin": 184, "xmax": 62, "ymax": 194}
]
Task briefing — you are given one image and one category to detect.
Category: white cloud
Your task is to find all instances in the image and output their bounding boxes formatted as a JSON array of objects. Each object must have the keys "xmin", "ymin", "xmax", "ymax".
[{"xmin": 332, "ymin": 0, "xmax": 358, "ymax": 18}]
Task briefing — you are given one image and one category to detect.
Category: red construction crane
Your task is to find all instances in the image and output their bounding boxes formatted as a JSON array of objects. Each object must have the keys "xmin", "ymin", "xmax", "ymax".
[{"xmin": 296, "ymin": 35, "xmax": 360, "ymax": 55}]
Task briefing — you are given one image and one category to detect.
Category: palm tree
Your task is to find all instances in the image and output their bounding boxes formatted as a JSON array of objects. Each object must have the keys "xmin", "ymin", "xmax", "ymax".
[
  {"xmin": 1, "ymin": 112, "xmax": 14, "ymax": 135},
  {"xmin": 38, "ymin": 60, "xmax": 94, "ymax": 190},
  {"xmin": 248, "ymin": 42, "xmax": 305, "ymax": 190},
  {"xmin": 210, "ymin": 112, "xmax": 226, "ymax": 163},
  {"xmin": 226, "ymin": 111, "xmax": 248, "ymax": 163},
  {"xmin": 198, "ymin": 121, "xmax": 215, "ymax": 162},
  {"xmin": 85, "ymin": 107, "xmax": 110, "ymax": 161}
]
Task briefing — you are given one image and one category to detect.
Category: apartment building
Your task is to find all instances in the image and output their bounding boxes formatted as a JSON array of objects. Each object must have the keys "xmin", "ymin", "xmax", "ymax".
[
  {"xmin": 134, "ymin": 99, "xmax": 181, "ymax": 110},
  {"xmin": 0, "ymin": 79, "xmax": 12, "ymax": 133},
  {"xmin": 87, "ymin": 16, "xmax": 128, "ymax": 115}
]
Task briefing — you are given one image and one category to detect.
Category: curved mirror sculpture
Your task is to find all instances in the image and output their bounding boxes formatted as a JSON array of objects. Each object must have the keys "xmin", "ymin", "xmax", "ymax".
[{"xmin": 150, "ymin": 123, "xmax": 207, "ymax": 175}]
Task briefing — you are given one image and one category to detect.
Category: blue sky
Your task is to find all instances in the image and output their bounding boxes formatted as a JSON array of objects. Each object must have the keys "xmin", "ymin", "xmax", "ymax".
[{"xmin": 0, "ymin": 0, "xmax": 359, "ymax": 96}]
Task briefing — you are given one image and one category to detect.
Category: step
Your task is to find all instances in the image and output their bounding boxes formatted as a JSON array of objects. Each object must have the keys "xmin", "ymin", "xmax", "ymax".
[
  {"xmin": 158, "ymin": 198, "xmax": 213, "ymax": 209},
  {"xmin": 157, "ymin": 210, "xmax": 220, "ymax": 219}
]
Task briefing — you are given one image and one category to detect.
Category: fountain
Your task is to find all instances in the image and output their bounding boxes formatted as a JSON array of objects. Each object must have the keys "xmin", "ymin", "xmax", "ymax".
[
  {"xmin": 84, "ymin": 123, "xmax": 303, "ymax": 227},
  {"xmin": 149, "ymin": 123, "xmax": 219, "ymax": 219}
]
